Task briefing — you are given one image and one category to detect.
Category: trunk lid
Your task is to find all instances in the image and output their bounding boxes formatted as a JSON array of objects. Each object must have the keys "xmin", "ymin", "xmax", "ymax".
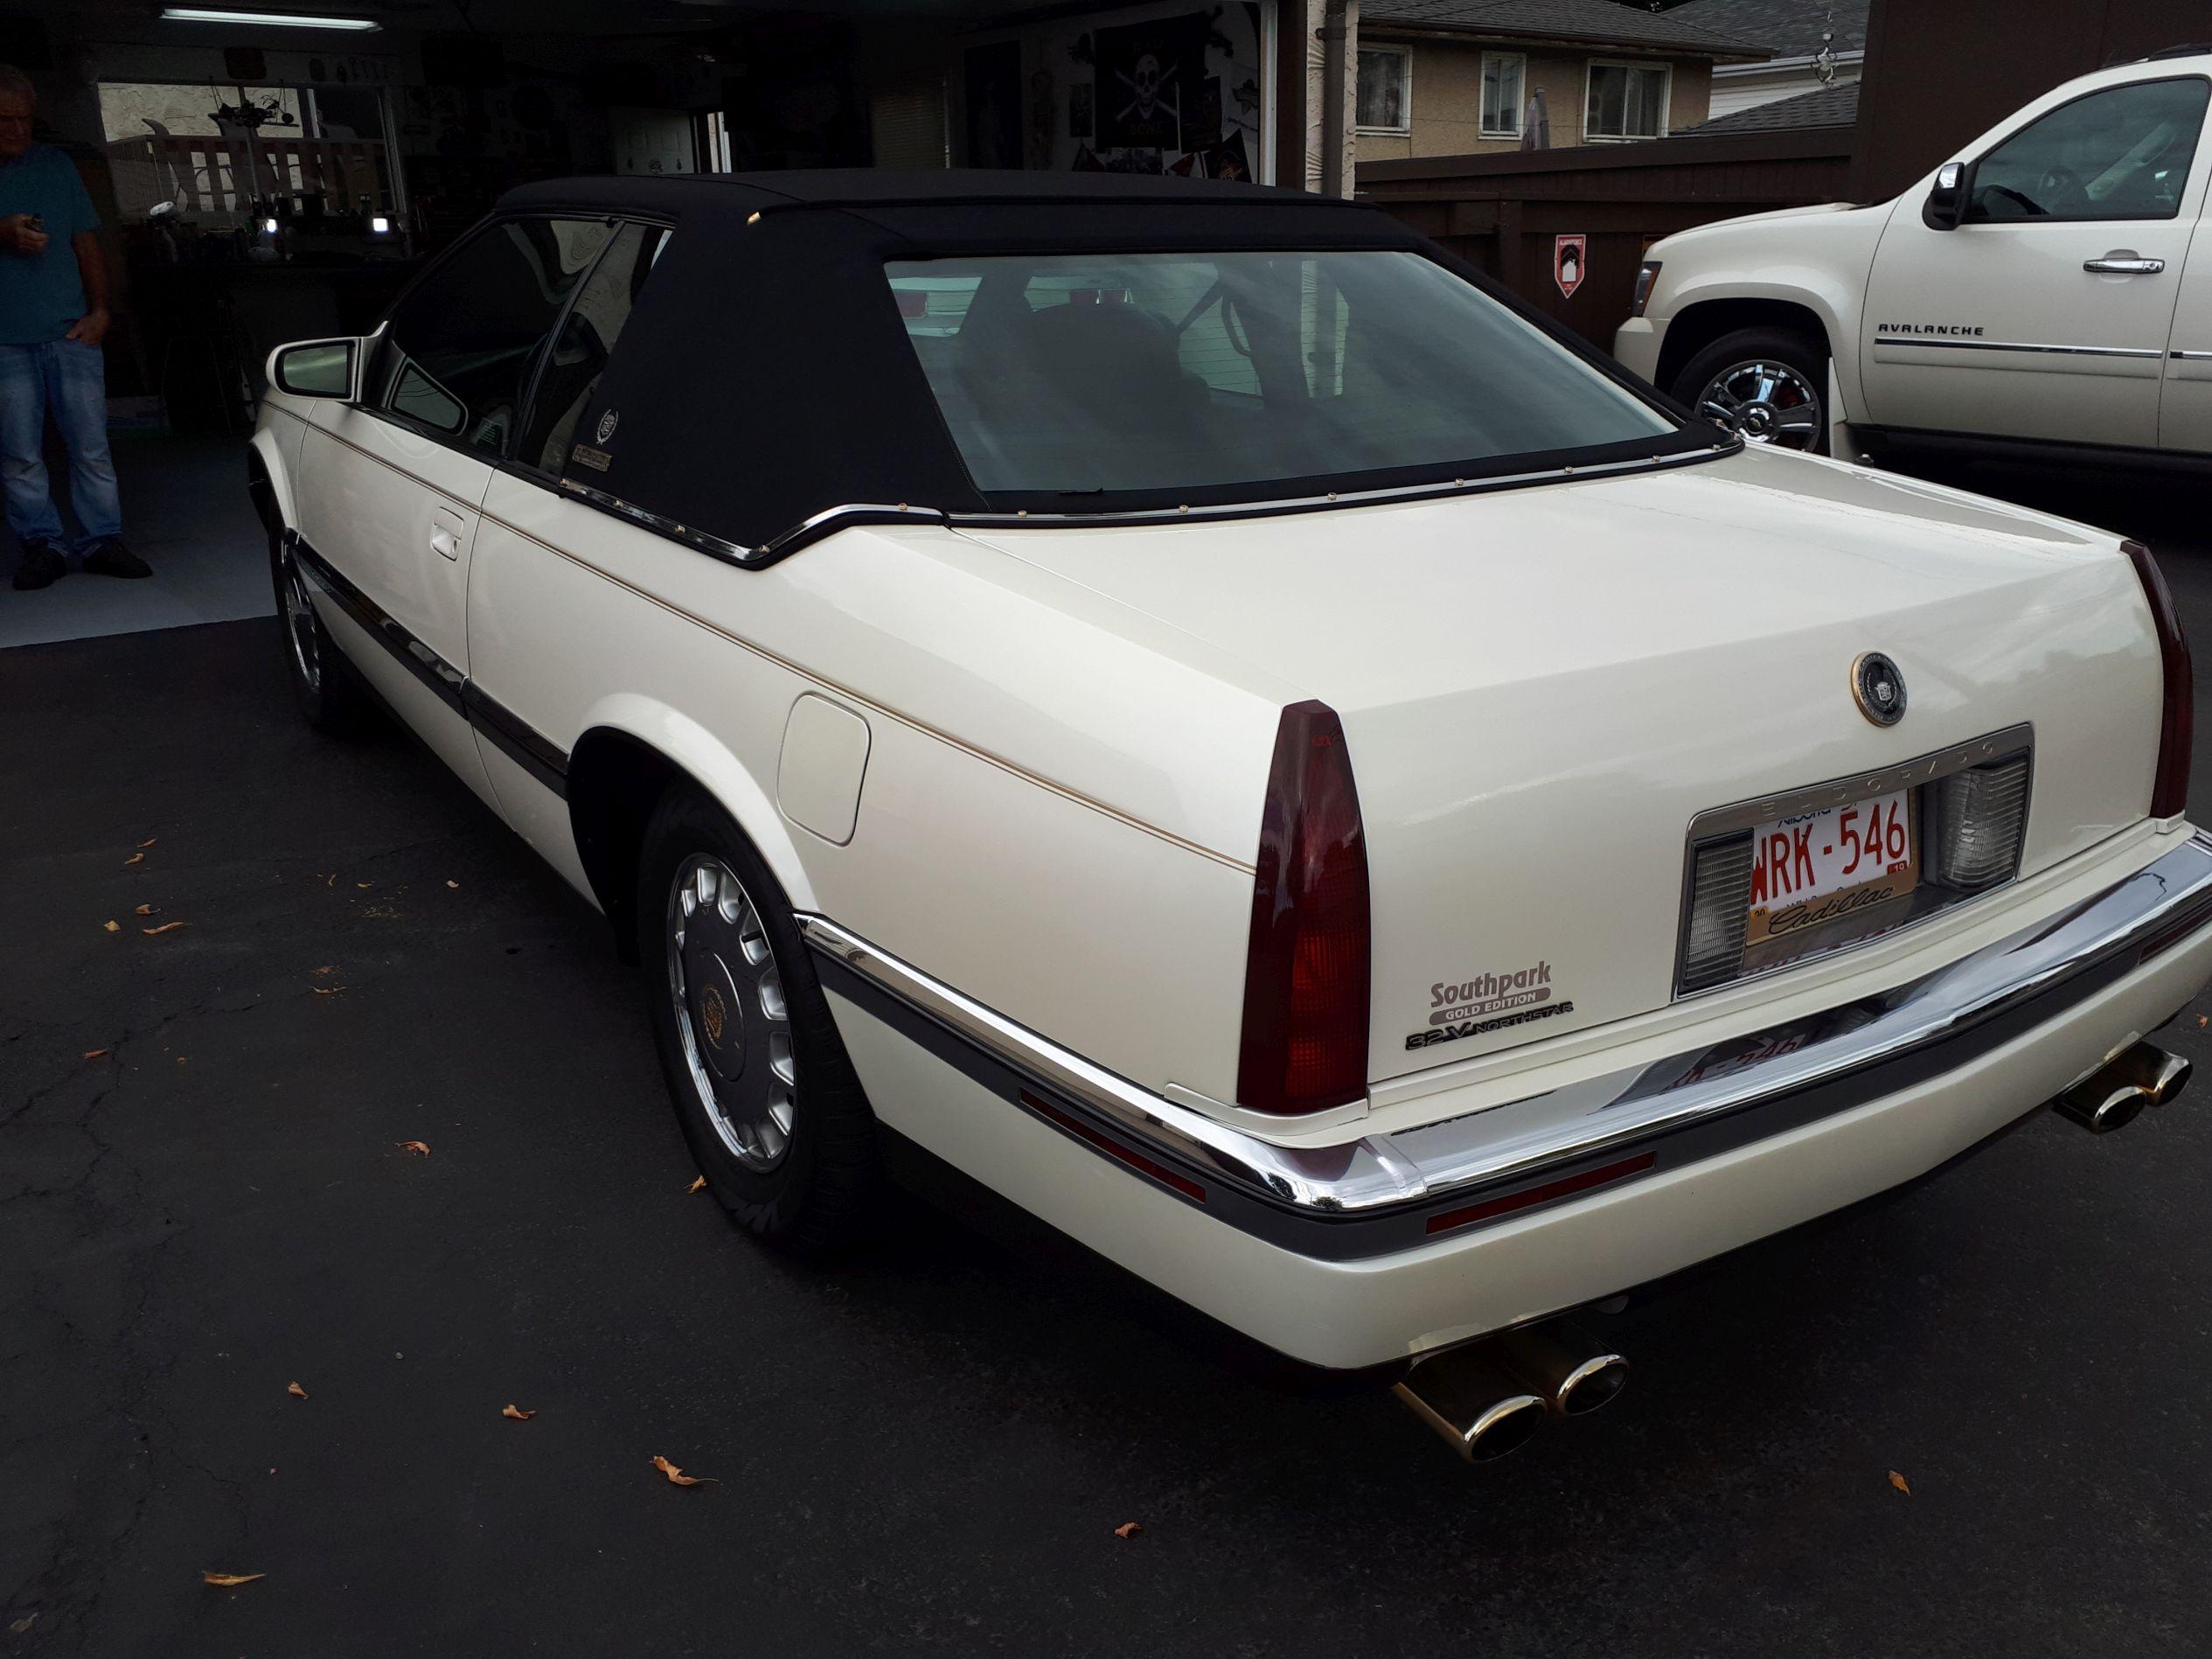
[{"xmin": 958, "ymin": 447, "xmax": 2163, "ymax": 1082}]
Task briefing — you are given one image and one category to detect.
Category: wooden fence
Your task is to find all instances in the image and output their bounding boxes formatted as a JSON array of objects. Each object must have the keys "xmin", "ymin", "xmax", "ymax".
[{"xmin": 1357, "ymin": 124, "xmax": 1859, "ymax": 349}]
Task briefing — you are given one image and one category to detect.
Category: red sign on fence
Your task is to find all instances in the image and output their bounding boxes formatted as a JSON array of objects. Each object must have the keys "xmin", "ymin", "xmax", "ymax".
[{"xmin": 1554, "ymin": 234, "xmax": 1586, "ymax": 300}]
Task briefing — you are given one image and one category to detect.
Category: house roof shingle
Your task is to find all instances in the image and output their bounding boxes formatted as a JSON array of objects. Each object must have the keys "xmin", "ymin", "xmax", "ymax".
[
  {"xmin": 1668, "ymin": 78, "xmax": 1861, "ymax": 135},
  {"xmin": 1667, "ymin": 0, "xmax": 1869, "ymax": 60},
  {"xmin": 1357, "ymin": 0, "xmax": 1771, "ymax": 59}
]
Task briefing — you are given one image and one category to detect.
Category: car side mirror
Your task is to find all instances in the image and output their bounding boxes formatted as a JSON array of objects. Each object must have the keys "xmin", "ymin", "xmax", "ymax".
[
  {"xmin": 267, "ymin": 336, "xmax": 364, "ymax": 401},
  {"xmin": 1923, "ymin": 161, "xmax": 1970, "ymax": 231}
]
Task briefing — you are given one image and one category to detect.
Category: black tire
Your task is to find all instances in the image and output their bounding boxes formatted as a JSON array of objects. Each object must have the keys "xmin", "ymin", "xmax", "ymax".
[
  {"xmin": 268, "ymin": 524, "xmax": 375, "ymax": 734},
  {"xmin": 1671, "ymin": 325, "xmax": 1831, "ymax": 455},
  {"xmin": 639, "ymin": 785, "xmax": 881, "ymax": 1254}
]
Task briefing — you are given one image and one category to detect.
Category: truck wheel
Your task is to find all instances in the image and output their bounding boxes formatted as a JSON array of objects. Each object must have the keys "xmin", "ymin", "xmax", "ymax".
[
  {"xmin": 639, "ymin": 785, "xmax": 882, "ymax": 1256},
  {"xmin": 270, "ymin": 526, "xmax": 375, "ymax": 734},
  {"xmin": 1673, "ymin": 327, "xmax": 1830, "ymax": 454}
]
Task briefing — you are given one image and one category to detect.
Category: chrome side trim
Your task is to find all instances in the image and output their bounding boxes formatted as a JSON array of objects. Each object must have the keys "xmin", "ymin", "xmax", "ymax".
[
  {"xmin": 943, "ymin": 443, "xmax": 1731, "ymax": 531},
  {"xmin": 556, "ymin": 443, "xmax": 1739, "ymax": 571},
  {"xmin": 802, "ymin": 834, "xmax": 2212, "ymax": 1255},
  {"xmin": 2172, "ymin": 349, "xmax": 2212, "ymax": 361},
  {"xmin": 1874, "ymin": 337, "xmax": 2165, "ymax": 360}
]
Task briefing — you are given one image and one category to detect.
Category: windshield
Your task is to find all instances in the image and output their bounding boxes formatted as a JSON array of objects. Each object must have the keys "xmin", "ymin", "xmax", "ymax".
[{"xmin": 886, "ymin": 249, "xmax": 1676, "ymax": 500}]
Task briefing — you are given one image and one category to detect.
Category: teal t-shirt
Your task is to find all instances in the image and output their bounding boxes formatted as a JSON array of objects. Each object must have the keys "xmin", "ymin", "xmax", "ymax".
[{"xmin": 0, "ymin": 145, "xmax": 100, "ymax": 345}]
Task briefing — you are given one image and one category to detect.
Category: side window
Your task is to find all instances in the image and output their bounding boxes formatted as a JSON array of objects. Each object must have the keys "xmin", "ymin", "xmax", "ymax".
[
  {"xmin": 1969, "ymin": 77, "xmax": 2210, "ymax": 222},
  {"xmin": 373, "ymin": 216, "xmax": 614, "ymax": 457},
  {"xmin": 519, "ymin": 221, "xmax": 668, "ymax": 475}
]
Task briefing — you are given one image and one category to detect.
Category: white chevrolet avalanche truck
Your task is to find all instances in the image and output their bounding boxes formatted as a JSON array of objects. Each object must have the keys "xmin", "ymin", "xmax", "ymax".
[{"xmin": 1616, "ymin": 48, "xmax": 2212, "ymax": 465}]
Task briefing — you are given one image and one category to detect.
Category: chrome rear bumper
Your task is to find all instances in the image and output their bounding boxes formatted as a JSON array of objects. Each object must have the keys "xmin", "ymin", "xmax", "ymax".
[{"xmin": 803, "ymin": 833, "xmax": 2212, "ymax": 1262}]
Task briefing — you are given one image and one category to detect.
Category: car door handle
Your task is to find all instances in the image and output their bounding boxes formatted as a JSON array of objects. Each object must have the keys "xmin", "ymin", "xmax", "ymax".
[
  {"xmin": 429, "ymin": 528, "xmax": 459, "ymax": 560},
  {"xmin": 2084, "ymin": 253, "xmax": 2166, "ymax": 275}
]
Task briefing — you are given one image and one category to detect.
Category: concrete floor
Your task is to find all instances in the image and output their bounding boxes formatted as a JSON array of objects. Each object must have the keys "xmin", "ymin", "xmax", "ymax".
[
  {"xmin": 8, "ymin": 442, "xmax": 2212, "ymax": 1656},
  {"xmin": 0, "ymin": 435, "xmax": 273, "ymax": 651}
]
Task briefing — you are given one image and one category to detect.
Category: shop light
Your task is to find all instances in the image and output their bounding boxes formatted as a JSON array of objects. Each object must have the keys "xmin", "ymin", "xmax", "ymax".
[
  {"xmin": 160, "ymin": 8, "xmax": 382, "ymax": 30},
  {"xmin": 262, "ymin": 217, "xmax": 279, "ymax": 233},
  {"xmin": 369, "ymin": 215, "xmax": 391, "ymax": 234}
]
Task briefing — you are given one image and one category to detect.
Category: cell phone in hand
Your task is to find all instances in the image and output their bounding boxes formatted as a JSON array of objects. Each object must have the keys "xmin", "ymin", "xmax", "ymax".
[{"xmin": 24, "ymin": 215, "xmax": 43, "ymax": 232}]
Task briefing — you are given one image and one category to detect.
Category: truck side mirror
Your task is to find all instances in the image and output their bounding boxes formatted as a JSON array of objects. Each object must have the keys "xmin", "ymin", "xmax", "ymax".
[
  {"xmin": 1923, "ymin": 161, "xmax": 1970, "ymax": 231},
  {"xmin": 267, "ymin": 336, "xmax": 365, "ymax": 402}
]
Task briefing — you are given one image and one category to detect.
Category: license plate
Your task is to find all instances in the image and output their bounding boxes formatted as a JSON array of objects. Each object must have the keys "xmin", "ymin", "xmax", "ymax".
[{"xmin": 1746, "ymin": 788, "xmax": 1918, "ymax": 946}]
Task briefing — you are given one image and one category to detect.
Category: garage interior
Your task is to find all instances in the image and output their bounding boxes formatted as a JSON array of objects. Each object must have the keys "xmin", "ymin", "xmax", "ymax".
[{"xmin": 0, "ymin": 0, "xmax": 1304, "ymax": 645}]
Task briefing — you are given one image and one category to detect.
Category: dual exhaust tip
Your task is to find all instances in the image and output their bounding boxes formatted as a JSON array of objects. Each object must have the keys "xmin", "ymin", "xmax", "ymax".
[
  {"xmin": 1393, "ymin": 1320, "xmax": 1627, "ymax": 1462},
  {"xmin": 2053, "ymin": 1041, "xmax": 2191, "ymax": 1134},
  {"xmin": 1396, "ymin": 1042, "xmax": 2194, "ymax": 1459}
]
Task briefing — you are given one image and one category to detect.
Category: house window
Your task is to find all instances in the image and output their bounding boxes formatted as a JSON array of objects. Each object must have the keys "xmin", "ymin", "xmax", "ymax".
[
  {"xmin": 1357, "ymin": 48, "xmax": 1411, "ymax": 134},
  {"xmin": 1585, "ymin": 60, "xmax": 1669, "ymax": 140},
  {"xmin": 1480, "ymin": 52, "xmax": 1525, "ymax": 138}
]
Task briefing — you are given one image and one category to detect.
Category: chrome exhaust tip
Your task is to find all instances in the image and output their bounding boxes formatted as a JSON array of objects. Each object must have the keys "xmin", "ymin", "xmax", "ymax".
[
  {"xmin": 2053, "ymin": 1077, "xmax": 2151, "ymax": 1134},
  {"xmin": 1393, "ymin": 1349, "xmax": 1548, "ymax": 1462},
  {"xmin": 1495, "ymin": 1321, "xmax": 1631, "ymax": 1418},
  {"xmin": 2116, "ymin": 1042, "xmax": 2192, "ymax": 1106},
  {"xmin": 2053, "ymin": 1042, "xmax": 2191, "ymax": 1133}
]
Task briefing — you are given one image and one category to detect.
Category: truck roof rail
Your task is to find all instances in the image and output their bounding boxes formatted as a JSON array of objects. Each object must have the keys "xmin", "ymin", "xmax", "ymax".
[{"xmin": 2137, "ymin": 43, "xmax": 2212, "ymax": 61}]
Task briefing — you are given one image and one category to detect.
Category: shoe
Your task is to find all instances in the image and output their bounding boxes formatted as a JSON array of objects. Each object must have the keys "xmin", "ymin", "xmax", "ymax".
[
  {"xmin": 10, "ymin": 542, "xmax": 66, "ymax": 590},
  {"xmin": 82, "ymin": 538, "xmax": 151, "ymax": 579}
]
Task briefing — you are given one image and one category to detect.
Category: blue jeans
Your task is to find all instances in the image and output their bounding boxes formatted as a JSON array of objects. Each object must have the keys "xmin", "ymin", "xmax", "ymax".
[{"xmin": 0, "ymin": 338, "xmax": 122, "ymax": 550}]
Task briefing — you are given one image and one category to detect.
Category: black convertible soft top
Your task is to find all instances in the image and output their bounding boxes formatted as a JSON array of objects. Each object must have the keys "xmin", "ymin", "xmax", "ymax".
[{"xmin": 481, "ymin": 171, "xmax": 1709, "ymax": 565}]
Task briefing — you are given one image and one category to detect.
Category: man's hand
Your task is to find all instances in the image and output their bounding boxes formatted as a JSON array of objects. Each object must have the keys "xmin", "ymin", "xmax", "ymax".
[
  {"xmin": 65, "ymin": 306, "xmax": 109, "ymax": 346},
  {"xmin": 0, "ymin": 213, "xmax": 49, "ymax": 255}
]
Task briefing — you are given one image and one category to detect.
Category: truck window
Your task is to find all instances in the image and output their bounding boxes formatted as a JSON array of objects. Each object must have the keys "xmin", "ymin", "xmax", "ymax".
[{"xmin": 1970, "ymin": 77, "xmax": 2210, "ymax": 223}]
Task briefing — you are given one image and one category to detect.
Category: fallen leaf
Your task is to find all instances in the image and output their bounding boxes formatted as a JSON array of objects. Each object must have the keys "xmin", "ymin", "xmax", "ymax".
[
  {"xmin": 288, "ymin": 1381, "xmax": 307, "ymax": 1399},
  {"xmin": 1113, "ymin": 1522, "xmax": 1143, "ymax": 1539},
  {"xmin": 311, "ymin": 965, "xmax": 337, "ymax": 977},
  {"xmin": 502, "ymin": 1404, "xmax": 536, "ymax": 1420},
  {"xmin": 142, "ymin": 922, "xmax": 187, "ymax": 936},
  {"xmin": 102, "ymin": 920, "xmax": 120, "ymax": 933},
  {"xmin": 687, "ymin": 1175, "xmax": 707, "ymax": 1194},
  {"xmin": 139, "ymin": 837, "xmax": 157, "ymax": 847},
  {"xmin": 83, "ymin": 1049, "xmax": 107, "ymax": 1060},
  {"xmin": 135, "ymin": 903, "xmax": 155, "ymax": 916},
  {"xmin": 356, "ymin": 882, "xmax": 372, "ymax": 889},
  {"xmin": 2199, "ymin": 1015, "xmax": 2207, "ymax": 1029},
  {"xmin": 653, "ymin": 1455, "xmax": 716, "ymax": 1487},
  {"xmin": 397, "ymin": 1140, "xmax": 430, "ymax": 1156},
  {"xmin": 9, "ymin": 1615, "xmax": 33, "ymax": 1633},
  {"xmin": 200, "ymin": 1572, "xmax": 265, "ymax": 1588},
  {"xmin": 446, "ymin": 880, "xmax": 460, "ymax": 889},
  {"xmin": 311, "ymin": 986, "xmax": 346, "ymax": 995},
  {"xmin": 1889, "ymin": 1470, "xmax": 1911, "ymax": 1495},
  {"xmin": 124, "ymin": 853, "xmax": 143, "ymax": 866}
]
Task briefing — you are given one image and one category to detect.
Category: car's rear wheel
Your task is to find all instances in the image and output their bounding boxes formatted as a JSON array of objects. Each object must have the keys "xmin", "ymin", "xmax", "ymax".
[
  {"xmin": 639, "ymin": 785, "xmax": 880, "ymax": 1253},
  {"xmin": 1673, "ymin": 326, "xmax": 1830, "ymax": 454},
  {"xmin": 268, "ymin": 525, "xmax": 374, "ymax": 733}
]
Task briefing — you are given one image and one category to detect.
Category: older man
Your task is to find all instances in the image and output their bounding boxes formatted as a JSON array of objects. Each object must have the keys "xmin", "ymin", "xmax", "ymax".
[{"xmin": 0, "ymin": 65, "xmax": 143, "ymax": 590}]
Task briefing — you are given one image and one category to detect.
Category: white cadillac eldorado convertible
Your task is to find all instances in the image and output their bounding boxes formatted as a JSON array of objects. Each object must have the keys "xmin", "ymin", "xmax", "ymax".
[{"xmin": 250, "ymin": 171, "xmax": 2212, "ymax": 1460}]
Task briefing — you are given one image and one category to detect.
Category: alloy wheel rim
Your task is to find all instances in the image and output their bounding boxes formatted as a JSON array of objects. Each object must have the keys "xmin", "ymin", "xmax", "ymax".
[
  {"xmin": 1695, "ymin": 359, "xmax": 1823, "ymax": 450},
  {"xmin": 666, "ymin": 854, "xmax": 796, "ymax": 1172},
  {"xmin": 282, "ymin": 553, "xmax": 321, "ymax": 690}
]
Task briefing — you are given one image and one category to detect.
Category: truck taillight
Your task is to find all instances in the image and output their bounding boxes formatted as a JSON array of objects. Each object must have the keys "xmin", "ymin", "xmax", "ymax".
[
  {"xmin": 2125, "ymin": 540, "xmax": 2193, "ymax": 819},
  {"xmin": 1236, "ymin": 701, "xmax": 1371, "ymax": 1115}
]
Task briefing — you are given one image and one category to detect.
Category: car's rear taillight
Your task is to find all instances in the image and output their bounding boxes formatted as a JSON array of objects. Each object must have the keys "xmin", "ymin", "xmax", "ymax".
[
  {"xmin": 1236, "ymin": 700, "xmax": 1371, "ymax": 1116},
  {"xmin": 2125, "ymin": 540, "xmax": 2193, "ymax": 819}
]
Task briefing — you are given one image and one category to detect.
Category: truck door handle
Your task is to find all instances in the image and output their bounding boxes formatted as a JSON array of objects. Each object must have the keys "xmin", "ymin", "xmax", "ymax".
[
  {"xmin": 429, "ymin": 528, "xmax": 459, "ymax": 560},
  {"xmin": 2084, "ymin": 252, "xmax": 2165, "ymax": 275}
]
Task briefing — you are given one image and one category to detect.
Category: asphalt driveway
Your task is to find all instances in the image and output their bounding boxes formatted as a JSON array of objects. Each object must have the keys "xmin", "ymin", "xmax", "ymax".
[{"xmin": 8, "ymin": 462, "xmax": 2212, "ymax": 1657}]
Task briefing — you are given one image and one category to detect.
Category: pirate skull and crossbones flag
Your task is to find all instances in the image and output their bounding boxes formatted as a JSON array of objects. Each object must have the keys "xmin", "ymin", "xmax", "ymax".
[{"xmin": 1093, "ymin": 12, "xmax": 1210, "ymax": 151}]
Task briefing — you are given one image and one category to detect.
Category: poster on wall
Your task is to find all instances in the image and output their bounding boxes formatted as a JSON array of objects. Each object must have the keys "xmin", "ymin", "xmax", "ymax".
[
  {"xmin": 1094, "ymin": 11, "xmax": 1210, "ymax": 150},
  {"xmin": 964, "ymin": 41, "xmax": 1024, "ymax": 168}
]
